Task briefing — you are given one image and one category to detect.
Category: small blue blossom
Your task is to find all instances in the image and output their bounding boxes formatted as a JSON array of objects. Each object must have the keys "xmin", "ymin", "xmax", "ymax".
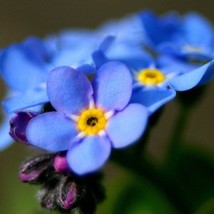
[
  {"xmin": 0, "ymin": 37, "xmax": 52, "ymax": 113},
  {"xmin": 130, "ymin": 57, "xmax": 214, "ymax": 113},
  {"xmin": 0, "ymin": 32, "xmax": 101, "ymax": 114},
  {"xmin": 0, "ymin": 31, "xmax": 103, "ymax": 150},
  {"xmin": 26, "ymin": 61, "xmax": 148, "ymax": 175},
  {"xmin": 98, "ymin": 13, "xmax": 145, "ymax": 46},
  {"xmin": 44, "ymin": 29, "xmax": 104, "ymax": 71},
  {"xmin": 139, "ymin": 10, "xmax": 214, "ymax": 61},
  {"xmin": 93, "ymin": 38, "xmax": 214, "ymax": 113}
]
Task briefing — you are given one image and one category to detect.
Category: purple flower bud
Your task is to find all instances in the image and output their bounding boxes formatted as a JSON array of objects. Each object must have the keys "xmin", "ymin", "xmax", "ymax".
[
  {"xmin": 56, "ymin": 177, "xmax": 80, "ymax": 210},
  {"xmin": 38, "ymin": 186, "xmax": 57, "ymax": 210},
  {"xmin": 19, "ymin": 154, "xmax": 54, "ymax": 183},
  {"xmin": 10, "ymin": 111, "xmax": 38, "ymax": 144},
  {"xmin": 54, "ymin": 153, "xmax": 70, "ymax": 174}
]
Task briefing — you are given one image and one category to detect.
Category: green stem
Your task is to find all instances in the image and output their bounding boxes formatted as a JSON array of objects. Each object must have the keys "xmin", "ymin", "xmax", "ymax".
[
  {"xmin": 111, "ymin": 150, "xmax": 190, "ymax": 213},
  {"xmin": 134, "ymin": 107, "xmax": 165, "ymax": 159},
  {"xmin": 133, "ymin": 126, "xmax": 150, "ymax": 159},
  {"xmin": 166, "ymin": 103, "xmax": 190, "ymax": 163}
]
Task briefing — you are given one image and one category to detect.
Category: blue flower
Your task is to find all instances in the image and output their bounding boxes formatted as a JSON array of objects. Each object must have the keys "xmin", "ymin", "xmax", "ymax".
[
  {"xmin": 93, "ymin": 38, "xmax": 175, "ymax": 113},
  {"xmin": 0, "ymin": 31, "xmax": 102, "ymax": 150},
  {"xmin": 0, "ymin": 37, "xmax": 51, "ymax": 113},
  {"xmin": 98, "ymin": 13, "xmax": 145, "ymax": 46},
  {"xmin": 131, "ymin": 54, "xmax": 214, "ymax": 112},
  {"xmin": 139, "ymin": 10, "xmax": 214, "ymax": 61},
  {"xmin": 0, "ymin": 38, "xmax": 47, "ymax": 150},
  {"xmin": 1, "ymin": 33, "xmax": 99, "ymax": 114},
  {"xmin": 44, "ymin": 29, "xmax": 103, "ymax": 72},
  {"xmin": 26, "ymin": 61, "xmax": 148, "ymax": 175},
  {"xmin": 93, "ymin": 39, "xmax": 214, "ymax": 113}
]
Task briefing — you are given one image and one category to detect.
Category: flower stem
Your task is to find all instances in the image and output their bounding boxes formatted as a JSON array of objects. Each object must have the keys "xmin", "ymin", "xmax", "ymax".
[{"xmin": 166, "ymin": 101, "xmax": 190, "ymax": 163}]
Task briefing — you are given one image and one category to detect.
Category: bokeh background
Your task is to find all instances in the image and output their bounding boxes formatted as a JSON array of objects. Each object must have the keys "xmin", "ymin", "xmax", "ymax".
[{"xmin": 0, "ymin": 0, "xmax": 214, "ymax": 213}]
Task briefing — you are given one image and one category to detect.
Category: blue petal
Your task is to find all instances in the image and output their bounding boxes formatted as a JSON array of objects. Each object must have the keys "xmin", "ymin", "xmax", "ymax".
[
  {"xmin": 0, "ymin": 45, "xmax": 47, "ymax": 92},
  {"xmin": 3, "ymin": 89, "xmax": 48, "ymax": 113},
  {"xmin": 99, "ymin": 14, "xmax": 144, "ymax": 45},
  {"xmin": 23, "ymin": 37, "xmax": 50, "ymax": 64},
  {"xmin": 130, "ymin": 87, "xmax": 176, "ymax": 114},
  {"xmin": 52, "ymin": 47, "xmax": 93, "ymax": 68},
  {"xmin": 47, "ymin": 66, "xmax": 93, "ymax": 115},
  {"xmin": 183, "ymin": 13, "xmax": 214, "ymax": 46},
  {"xmin": 99, "ymin": 35, "xmax": 115, "ymax": 52},
  {"xmin": 106, "ymin": 104, "xmax": 148, "ymax": 148},
  {"xmin": 58, "ymin": 29, "xmax": 96, "ymax": 49},
  {"xmin": 140, "ymin": 10, "xmax": 181, "ymax": 49},
  {"xmin": 92, "ymin": 50, "xmax": 108, "ymax": 69},
  {"xmin": 93, "ymin": 35, "xmax": 152, "ymax": 70},
  {"xmin": 139, "ymin": 10, "xmax": 167, "ymax": 46},
  {"xmin": 26, "ymin": 112, "xmax": 78, "ymax": 152},
  {"xmin": 93, "ymin": 61, "xmax": 132, "ymax": 111},
  {"xmin": 158, "ymin": 55, "xmax": 198, "ymax": 74},
  {"xmin": 169, "ymin": 60, "xmax": 214, "ymax": 91},
  {"xmin": 76, "ymin": 64, "xmax": 96, "ymax": 75},
  {"xmin": 104, "ymin": 43, "xmax": 152, "ymax": 70},
  {"xmin": 0, "ymin": 114, "xmax": 13, "ymax": 150},
  {"xmin": 67, "ymin": 135, "xmax": 111, "ymax": 175}
]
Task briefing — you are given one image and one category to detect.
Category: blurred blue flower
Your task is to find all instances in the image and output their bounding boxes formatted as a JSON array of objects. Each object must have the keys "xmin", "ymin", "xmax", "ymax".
[
  {"xmin": 131, "ymin": 57, "xmax": 214, "ymax": 113},
  {"xmin": 44, "ymin": 29, "xmax": 103, "ymax": 72},
  {"xmin": 0, "ymin": 33, "xmax": 100, "ymax": 113},
  {"xmin": 140, "ymin": 10, "xmax": 214, "ymax": 61},
  {"xmin": 98, "ymin": 13, "xmax": 145, "ymax": 46},
  {"xmin": 93, "ymin": 38, "xmax": 214, "ymax": 113},
  {"xmin": 26, "ymin": 61, "xmax": 148, "ymax": 175},
  {"xmin": 0, "ymin": 37, "xmax": 51, "ymax": 113},
  {"xmin": 0, "ymin": 31, "xmax": 101, "ymax": 150}
]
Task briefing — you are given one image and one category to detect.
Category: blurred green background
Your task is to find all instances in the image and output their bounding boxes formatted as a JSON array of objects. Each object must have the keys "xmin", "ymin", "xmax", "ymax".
[{"xmin": 0, "ymin": 0, "xmax": 214, "ymax": 213}]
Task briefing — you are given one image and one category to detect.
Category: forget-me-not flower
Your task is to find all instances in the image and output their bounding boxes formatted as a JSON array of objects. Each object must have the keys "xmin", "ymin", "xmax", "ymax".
[
  {"xmin": 93, "ymin": 38, "xmax": 214, "ymax": 113},
  {"xmin": 0, "ymin": 32, "xmax": 100, "ymax": 150},
  {"xmin": 0, "ymin": 37, "xmax": 51, "ymax": 113},
  {"xmin": 26, "ymin": 61, "xmax": 148, "ymax": 175},
  {"xmin": 139, "ymin": 10, "xmax": 214, "ymax": 61}
]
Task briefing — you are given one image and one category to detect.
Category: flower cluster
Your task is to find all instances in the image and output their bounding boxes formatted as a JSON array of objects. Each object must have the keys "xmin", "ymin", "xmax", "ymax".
[{"xmin": 1, "ymin": 10, "xmax": 214, "ymax": 177}]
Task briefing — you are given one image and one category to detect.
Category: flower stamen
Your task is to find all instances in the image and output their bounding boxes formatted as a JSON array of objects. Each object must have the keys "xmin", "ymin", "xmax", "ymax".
[
  {"xmin": 136, "ymin": 68, "xmax": 165, "ymax": 86},
  {"xmin": 77, "ymin": 109, "xmax": 107, "ymax": 135}
]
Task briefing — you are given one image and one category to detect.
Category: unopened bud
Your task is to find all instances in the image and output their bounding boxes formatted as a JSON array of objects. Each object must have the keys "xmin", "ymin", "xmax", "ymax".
[
  {"xmin": 56, "ymin": 176, "xmax": 81, "ymax": 210},
  {"xmin": 54, "ymin": 153, "xmax": 70, "ymax": 174},
  {"xmin": 38, "ymin": 183, "xmax": 58, "ymax": 210},
  {"xmin": 19, "ymin": 154, "xmax": 54, "ymax": 184},
  {"xmin": 10, "ymin": 111, "xmax": 38, "ymax": 144}
]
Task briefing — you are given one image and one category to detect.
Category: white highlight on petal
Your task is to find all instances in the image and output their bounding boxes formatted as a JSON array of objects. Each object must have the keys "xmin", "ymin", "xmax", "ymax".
[
  {"xmin": 98, "ymin": 130, "xmax": 106, "ymax": 136},
  {"xmin": 76, "ymin": 132, "xmax": 86, "ymax": 140},
  {"xmin": 89, "ymin": 97, "xmax": 95, "ymax": 109},
  {"xmin": 69, "ymin": 114, "xmax": 79, "ymax": 122},
  {"xmin": 105, "ymin": 110, "xmax": 114, "ymax": 120}
]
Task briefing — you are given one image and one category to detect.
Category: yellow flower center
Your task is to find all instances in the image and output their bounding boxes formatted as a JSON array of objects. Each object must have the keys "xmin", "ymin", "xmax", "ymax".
[
  {"xmin": 137, "ymin": 68, "xmax": 165, "ymax": 86},
  {"xmin": 77, "ymin": 109, "xmax": 106, "ymax": 135}
]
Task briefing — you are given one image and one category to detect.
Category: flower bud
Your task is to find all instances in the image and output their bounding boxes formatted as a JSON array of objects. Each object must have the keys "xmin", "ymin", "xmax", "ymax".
[
  {"xmin": 54, "ymin": 153, "xmax": 70, "ymax": 174},
  {"xmin": 19, "ymin": 154, "xmax": 54, "ymax": 184},
  {"xmin": 56, "ymin": 176, "xmax": 80, "ymax": 210},
  {"xmin": 10, "ymin": 111, "xmax": 38, "ymax": 144},
  {"xmin": 38, "ymin": 184, "xmax": 58, "ymax": 210}
]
